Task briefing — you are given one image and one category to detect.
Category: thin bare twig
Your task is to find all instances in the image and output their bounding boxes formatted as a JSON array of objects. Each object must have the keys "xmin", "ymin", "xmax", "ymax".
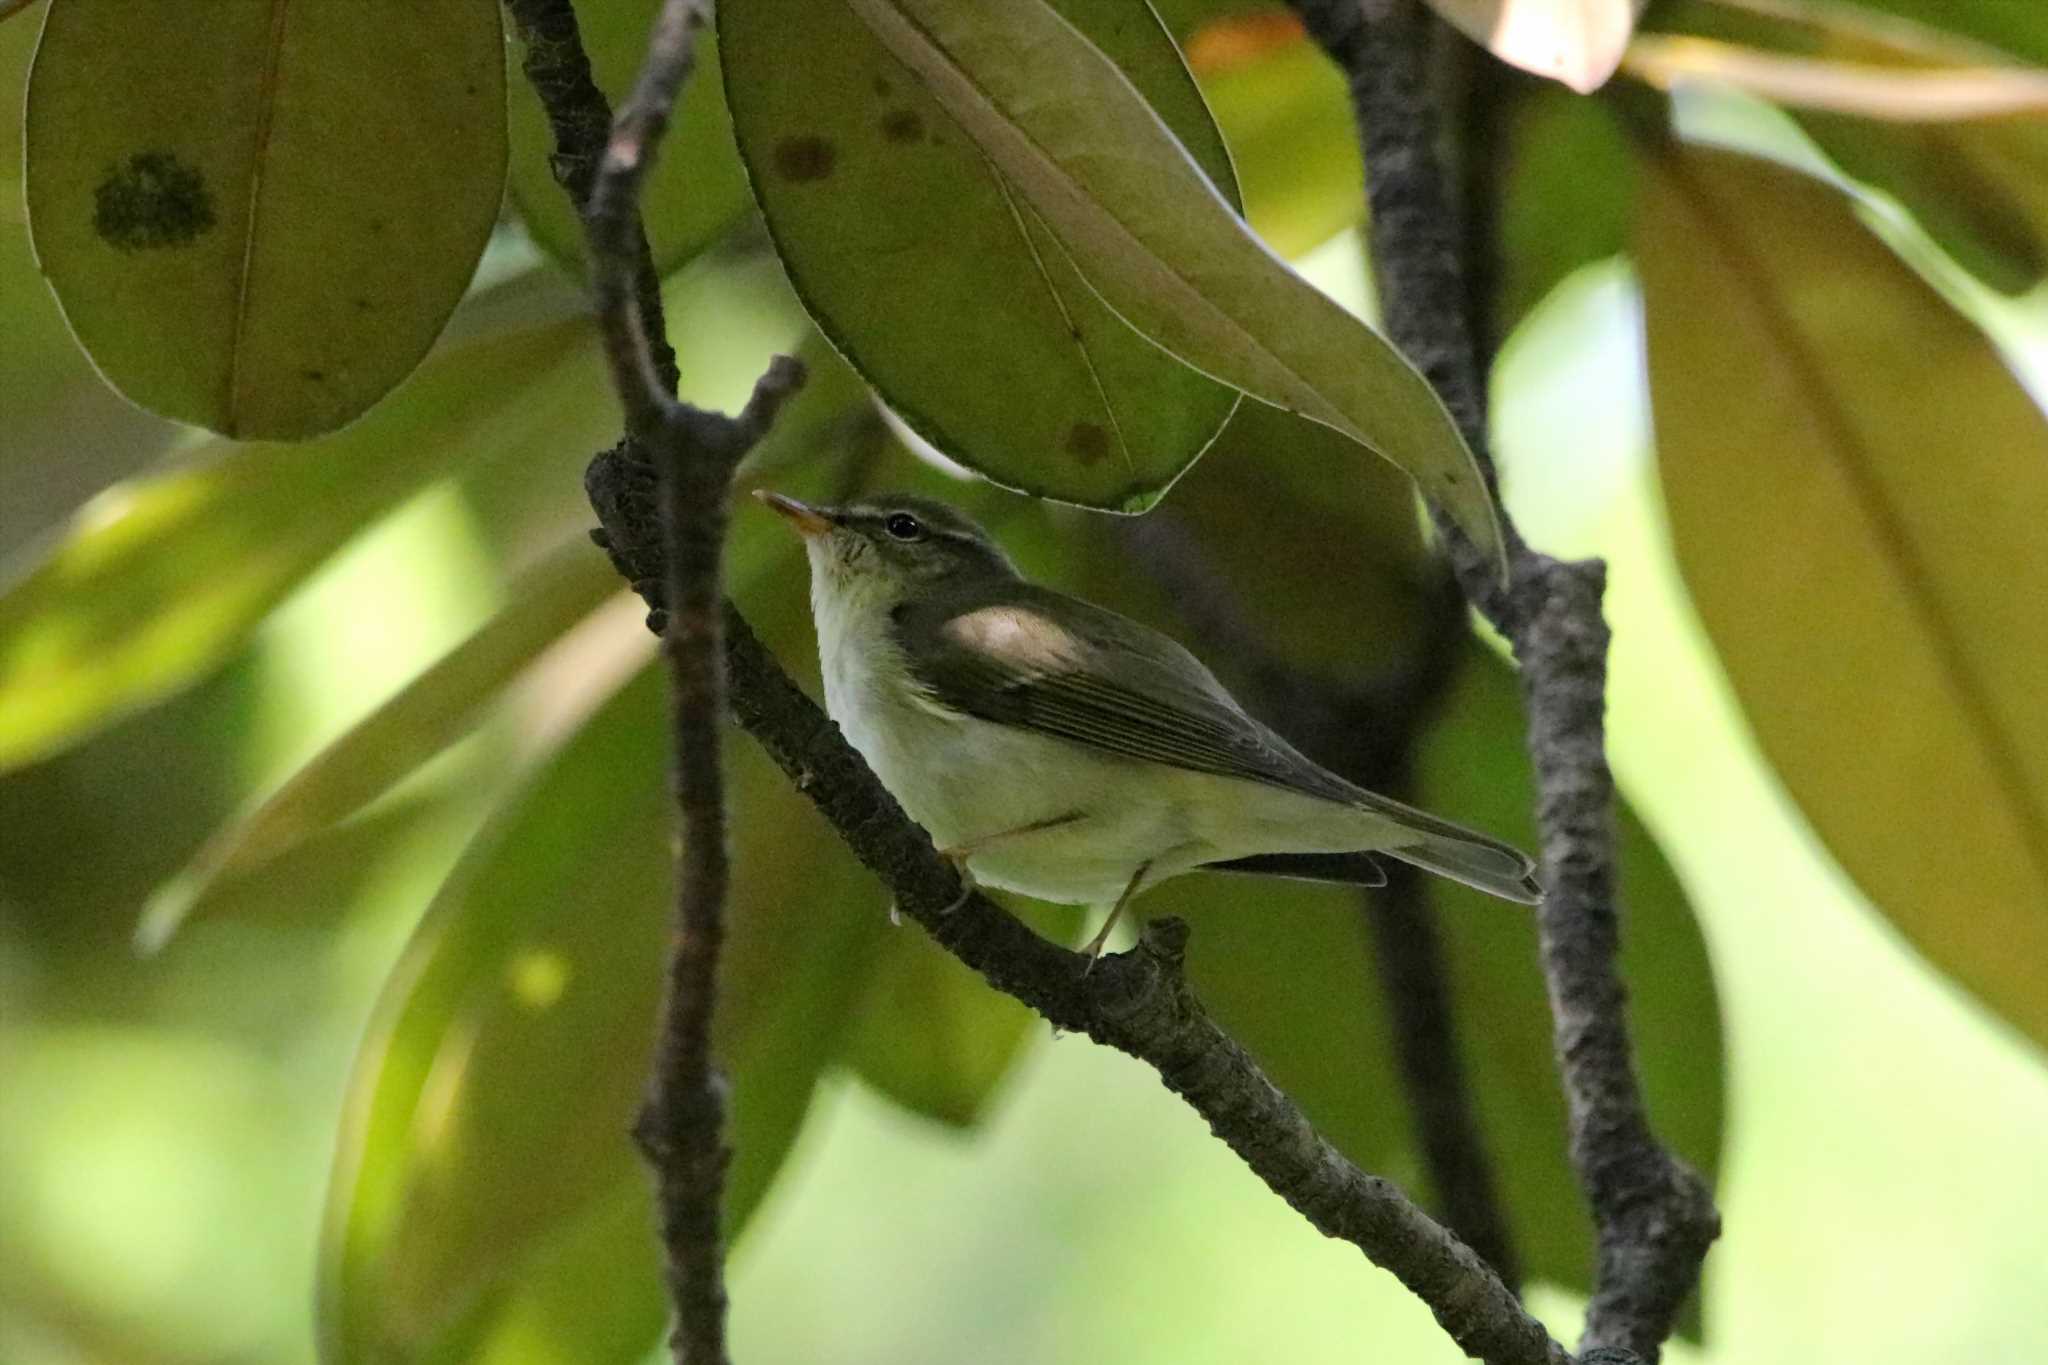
[
  {"xmin": 504, "ymin": 3, "xmax": 805, "ymax": 1363},
  {"xmin": 1288, "ymin": 0, "xmax": 1721, "ymax": 1357}
]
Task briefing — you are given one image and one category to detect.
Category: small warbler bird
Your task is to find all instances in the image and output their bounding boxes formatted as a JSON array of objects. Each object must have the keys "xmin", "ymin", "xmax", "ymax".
[{"xmin": 758, "ymin": 489, "xmax": 1541, "ymax": 959}]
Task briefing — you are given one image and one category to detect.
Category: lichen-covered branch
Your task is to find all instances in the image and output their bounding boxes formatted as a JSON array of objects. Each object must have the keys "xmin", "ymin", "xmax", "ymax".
[{"xmin": 1287, "ymin": 0, "xmax": 1721, "ymax": 1356}]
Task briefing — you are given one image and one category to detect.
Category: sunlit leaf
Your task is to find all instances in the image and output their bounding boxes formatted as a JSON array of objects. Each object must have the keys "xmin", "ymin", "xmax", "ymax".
[
  {"xmin": 830, "ymin": 0, "xmax": 1505, "ymax": 563},
  {"xmin": 1638, "ymin": 145, "xmax": 2048, "ymax": 1051},
  {"xmin": 1427, "ymin": 0, "xmax": 1645, "ymax": 92},
  {"xmin": 1645, "ymin": 0, "xmax": 2048, "ymax": 293},
  {"xmin": 0, "ymin": 309, "xmax": 608, "ymax": 775},
  {"xmin": 507, "ymin": 1, "xmax": 750, "ymax": 279},
  {"xmin": 720, "ymin": 0, "xmax": 1241, "ymax": 513},
  {"xmin": 1624, "ymin": 33, "xmax": 2048, "ymax": 119},
  {"xmin": 24, "ymin": 0, "xmax": 506, "ymax": 438},
  {"xmin": 137, "ymin": 539, "xmax": 623, "ymax": 947}
]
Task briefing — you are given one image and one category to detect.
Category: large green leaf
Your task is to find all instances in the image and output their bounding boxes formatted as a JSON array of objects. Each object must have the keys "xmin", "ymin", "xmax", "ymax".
[
  {"xmin": 720, "ymin": 0, "xmax": 1241, "ymax": 513},
  {"xmin": 321, "ymin": 662, "xmax": 894, "ymax": 1365},
  {"xmin": 1638, "ymin": 145, "xmax": 2048, "ymax": 1052},
  {"xmin": 507, "ymin": 1, "xmax": 750, "ymax": 279},
  {"xmin": 138, "ymin": 539, "xmax": 623, "ymax": 947},
  {"xmin": 828, "ymin": 0, "xmax": 1505, "ymax": 563},
  {"xmin": 24, "ymin": 0, "xmax": 506, "ymax": 438},
  {"xmin": 0, "ymin": 303, "xmax": 606, "ymax": 774}
]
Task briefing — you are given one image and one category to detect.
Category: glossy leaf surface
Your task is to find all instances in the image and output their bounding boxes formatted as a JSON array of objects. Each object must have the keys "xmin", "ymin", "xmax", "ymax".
[
  {"xmin": 721, "ymin": 0, "xmax": 1241, "ymax": 512},
  {"xmin": 834, "ymin": 0, "xmax": 1505, "ymax": 562},
  {"xmin": 24, "ymin": 0, "xmax": 506, "ymax": 437},
  {"xmin": 1639, "ymin": 146, "xmax": 2048, "ymax": 1050}
]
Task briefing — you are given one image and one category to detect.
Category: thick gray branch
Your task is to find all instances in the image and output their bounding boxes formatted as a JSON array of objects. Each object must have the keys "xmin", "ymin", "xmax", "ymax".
[{"xmin": 1287, "ymin": 0, "xmax": 1720, "ymax": 1356}]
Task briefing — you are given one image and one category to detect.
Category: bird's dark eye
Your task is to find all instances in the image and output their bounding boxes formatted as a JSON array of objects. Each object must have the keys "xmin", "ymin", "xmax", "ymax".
[{"xmin": 884, "ymin": 512, "xmax": 925, "ymax": 541}]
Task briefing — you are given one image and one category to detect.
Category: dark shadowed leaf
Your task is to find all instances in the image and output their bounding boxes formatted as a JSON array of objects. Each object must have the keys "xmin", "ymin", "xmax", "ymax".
[
  {"xmin": 1170, "ymin": 645, "xmax": 1722, "ymax": 1309},
  {"xmin": 1417, "ymin": 651, "xmax": 1723, "ymax": 1304},
  {"xmin": 1638, "ymin": 145, "xmax": 2048, "ymax": 1051},
  {"xmin": 24, "ymin": 0, "xmax": 506, "ymax": 438},
  {"xmin": 0, "ymin": 309, "xmax": 607, "ymax": 774},
  {"xmin": 842, "ymin": 930, "xmax": 1042, "ymax": 1128},
  {"xmin": 719, "ymin": 0, "xmax": 1241, "ymax": 513},
  {"xmin": 1804, "ymin": 114, "xmax": 2048, "ymax": 295},
  {"xmin": 507, "ymin": 1, "xmax": 750, "ymax": 279},
  {"xmin": 826, "ymin": 0, "xmax": 1505, "ymax": 561},
  {"xmin": 1495, "ymin": 88, "xmax": 1637, "ymax": 347}
]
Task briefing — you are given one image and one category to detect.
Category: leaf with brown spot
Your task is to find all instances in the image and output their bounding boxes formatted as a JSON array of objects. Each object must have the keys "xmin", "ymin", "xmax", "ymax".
[
  {"xmin": 721, "ymin": 0, "xmax": 1242, "ymax": 512},
  {"xmin": 25, "ymin": 0, "xmax": 506, "ymax": 438}
]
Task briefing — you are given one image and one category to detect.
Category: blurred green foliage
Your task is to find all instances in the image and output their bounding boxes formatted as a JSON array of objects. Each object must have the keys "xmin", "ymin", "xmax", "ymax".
[{"xmin": 4, "ymin": 2, "xmax": 2048, "ymax": 1364}]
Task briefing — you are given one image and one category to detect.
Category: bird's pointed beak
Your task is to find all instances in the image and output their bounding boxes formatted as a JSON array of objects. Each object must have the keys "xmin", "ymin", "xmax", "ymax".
[{"xmin": 753, "ymin": 488, "xmax": 833, "ymax": 539}]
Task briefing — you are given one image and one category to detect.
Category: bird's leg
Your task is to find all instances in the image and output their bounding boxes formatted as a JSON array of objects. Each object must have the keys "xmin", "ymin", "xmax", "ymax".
[
  {"xmin": 1081, "ymin": 859, "xmax": 1155, "ymax": 970},
  {"xmin": 932, "ymin": 809, "xmax": 1089, "ymax": 913}
]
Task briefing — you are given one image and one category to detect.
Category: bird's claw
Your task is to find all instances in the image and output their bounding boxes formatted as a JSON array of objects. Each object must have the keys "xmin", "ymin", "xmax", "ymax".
[{"xmin": 935, "ymin": 845, "xmax": 976, "ymax": 915}]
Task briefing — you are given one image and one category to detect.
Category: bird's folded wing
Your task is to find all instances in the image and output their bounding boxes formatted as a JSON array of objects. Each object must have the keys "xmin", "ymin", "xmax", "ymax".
[
  {"xmin": 897, "ymin": 584, "xmax": 1538, "ymax": 894},
  {"xmin": 897, "ymin": 585, "xmax": 1361, "ymax": 807}
]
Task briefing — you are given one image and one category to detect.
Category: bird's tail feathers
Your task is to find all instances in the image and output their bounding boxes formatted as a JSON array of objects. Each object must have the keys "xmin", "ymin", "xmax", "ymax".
[{"xmin": 1383, "ymin": 831, "xmax": 1543, "ymax": 905}]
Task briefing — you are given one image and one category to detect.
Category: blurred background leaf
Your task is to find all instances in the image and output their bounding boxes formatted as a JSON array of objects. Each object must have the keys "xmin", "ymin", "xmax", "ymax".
[
  {"xmin": 136, "ymin": 540, "xmax": 623, "ymax": 947},
  {"xmin": 1638, "ymin": 144, "xmax": 2048, "ymax": 1052},
  {"xmin": 1184, "ymin": 14, "xmax": 1365, "ymax": 259},
  {"xmin": 23, "ymin": 0, "xmax": 505, "ymax": 438},
  {"xmin": 0, "ymin": 301, "xmax": 604, "ymax": 773}
]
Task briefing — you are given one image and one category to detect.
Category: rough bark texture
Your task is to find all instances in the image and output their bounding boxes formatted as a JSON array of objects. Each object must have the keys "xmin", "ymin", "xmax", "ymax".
[
  {"xmin": 1287, "ymin": 0, "xmax": 1721, "ymax": 1357},
  {"xmin": 503, "ymin": 4, "xmax": 800, "ymax": 1363}
]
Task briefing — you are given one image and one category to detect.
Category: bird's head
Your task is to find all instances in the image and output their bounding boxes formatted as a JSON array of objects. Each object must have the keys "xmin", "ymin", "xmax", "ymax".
[{"xmin": 754, "ymin": 489, "xmax": 1018, "ymax": 612}]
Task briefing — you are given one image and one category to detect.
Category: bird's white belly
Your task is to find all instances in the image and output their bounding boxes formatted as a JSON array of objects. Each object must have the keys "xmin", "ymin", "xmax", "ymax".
[{"xmin": 822, "ymin": 641, "xmax": 1202, "ymax": 905}]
